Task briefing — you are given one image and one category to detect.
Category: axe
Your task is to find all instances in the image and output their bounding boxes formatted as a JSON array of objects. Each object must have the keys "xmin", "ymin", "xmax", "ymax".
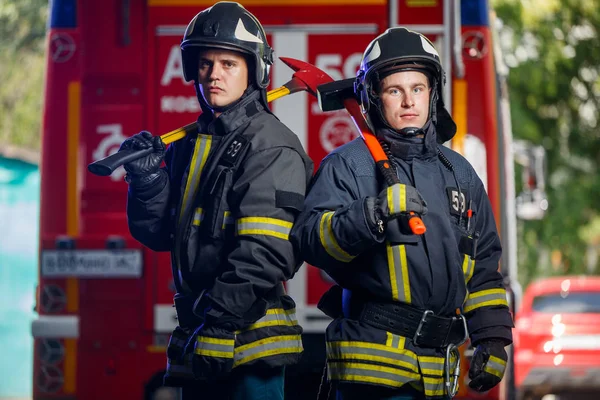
[{"xmin": 87, "ymin": 57, "xmax": 331, "ymax": 177}]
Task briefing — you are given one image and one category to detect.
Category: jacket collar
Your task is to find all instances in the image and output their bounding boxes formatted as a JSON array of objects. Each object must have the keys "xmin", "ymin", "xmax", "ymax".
[
  {"xmin": 196, "ymin": 88, "xmax": 263, "ymax": 136},
  {"xmin": 376, "ymin": 121, "xmax": 438, "ymax": 161}
]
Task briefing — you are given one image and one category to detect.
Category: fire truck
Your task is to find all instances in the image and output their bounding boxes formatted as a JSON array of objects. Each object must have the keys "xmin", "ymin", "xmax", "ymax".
[{"xmin": 32, "ymin": 0, "xmax": 530, "ymax": 399}]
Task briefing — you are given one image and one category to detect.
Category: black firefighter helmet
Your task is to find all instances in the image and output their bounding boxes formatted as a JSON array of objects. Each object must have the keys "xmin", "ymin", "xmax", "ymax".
[
  {"xmin": 354, "ymin": 27, "xmax": 456, "ymax": 142},
  {"xmin": 180, "ymin": 1, "xmax": 274, "ymax": 89}
]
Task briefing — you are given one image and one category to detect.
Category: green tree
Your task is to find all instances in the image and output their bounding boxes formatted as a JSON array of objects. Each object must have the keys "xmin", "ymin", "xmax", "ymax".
[
  {"xmin": 0, "ymin": 0, "xmax": 48, "ymax": 150},
  {"xmin": 493, "ymin": 0, "xmax": 600, "ymax": 285}
]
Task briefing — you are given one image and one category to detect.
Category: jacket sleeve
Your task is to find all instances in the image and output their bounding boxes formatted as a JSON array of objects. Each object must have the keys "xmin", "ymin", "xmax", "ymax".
[
  {"xmin": 126, "ymin": 146, "xmax": 173, "ymax": 252},
  {"xmin": 206, "ymin": 147, "xmax": 309, "ymax": 318},
  {"xmin": 290, "ymin": 153, "xmax": 381, "ymax": 282},
  {"xmin": 463, "ymin": 176, "xmax": 514, "ymax": 346}
]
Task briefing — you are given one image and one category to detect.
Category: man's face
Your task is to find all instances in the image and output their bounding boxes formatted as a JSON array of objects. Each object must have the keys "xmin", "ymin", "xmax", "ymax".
[
  {"xmin": 197, "ymin": 48, "xmax": 249, "ymax": 110},
  {"xmin": 378, "ymin": 70, "xmax": 431, "ymax": 132}
]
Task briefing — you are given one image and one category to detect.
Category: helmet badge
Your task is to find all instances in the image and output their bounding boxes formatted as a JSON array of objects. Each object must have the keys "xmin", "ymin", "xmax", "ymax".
[
  {"xmin": 364, "ymin": 40, "xmax": 381, "ymax": 64},
  {"xmin": 420, "ymin": 36, "xmax": 439, "ymax": 57},
  {"xmin": 234, "ymin": 19, "xmax": 263, "ymax": 44}
]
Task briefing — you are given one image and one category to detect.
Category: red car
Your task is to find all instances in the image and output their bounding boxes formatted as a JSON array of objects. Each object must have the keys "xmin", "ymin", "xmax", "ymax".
[{"xmin": 514, "ymin": 276, "xmax": 600, "ymax": 400}]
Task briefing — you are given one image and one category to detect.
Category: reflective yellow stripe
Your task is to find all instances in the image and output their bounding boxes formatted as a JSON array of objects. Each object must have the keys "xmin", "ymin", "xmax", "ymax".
[
  {"xmin": 328, "ymin": 361, "xmax": 420, "ymax": 387},
  {"xmin": 236, "ymin": 217, "xmax": 292, "ymax": 240},
  {"xmin": 195, "ymin": 336, "xmax": 234, "ymax": 359},
  {"xmin": 463, "ymin": 288, "xmax": 508, "ymax": 313},
  {"xmin": 385, "ymin": 332, "xmax": 393, "ymax": 347},
  {"xmin": 331, "ymin": 341, "xmax": 417, "ymax": 360},
  {"xmin": 385, "ymin": 332, "xmax": 405, "ymax": 349},
  {"xmin": 222, "ymin": 211, "xmax": 234, "ymax": 229},
  {"xmin": 387, "ymin": 184, "xmax": 407, "ymax": 214},
  {"xmin": 233, "ymin": 334, "xmax": 303, "ymax": 367},
  {"xmin": 398, "ymin": 336, "xmax": 406, "ymax": 349},
  {"xmin": 179, "ymin": 135, "xmax": 212, "ymax": 223},
  {"xmin": 462, "ymin": 254, "xmax": 475, "ymax": 284},
  {"xmin": 319, "ymin": 211, "xmax": 354, "ymax": 262},
  {"xmin": 422, "ymin": 376, "xmax": 445, "ymax": 397},
  {"xmin": 327, "ymin": 342, "xmax": 419, "ymax": 373},
  {"xmin": 387, "ymin": 244, "xmax": 410, "ymax": 303},
  {"xmin": 418, "ymin": 356, "xmax": 444, "ymax": 376},
  {"xmin": 192, "ymin": 207, "xmax": 204, "ymax": 226},
  {"xmin": 241, "ymin": 308, "xmax": 298, "ymax": 331},
  {"xmin": 485, "ymin": 355, "xmax": 507, "ymax": 378}
]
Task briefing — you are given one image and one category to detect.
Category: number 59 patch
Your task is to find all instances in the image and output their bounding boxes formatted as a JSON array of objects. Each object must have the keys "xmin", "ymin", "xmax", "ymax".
[{"xmin": 446, "ymin": 187, "xmax": 469, "ymax": 217}]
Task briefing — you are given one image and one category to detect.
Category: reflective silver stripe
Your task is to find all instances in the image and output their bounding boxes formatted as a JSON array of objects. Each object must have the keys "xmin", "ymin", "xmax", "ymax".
[
  {"xmin": 328, "ymin": 361, "xmax": 420, "ymax": 387},
  {"xmin": 463, "ymin": 288, "xmax": 508, "ymax": 313},
  {"xmin": 418, "ymin": 357, "xmax": 444, "ymax": 376},
  {"xmin": 195, "ymin": 336, "xmax": 234, "ymax": 358},
  {"xmin": 233, "ymin": 335, "xmax": 303, "ymax": 367},
  {"xmin": 462, "ymin": 255, "xmax": 475, "ymax": 283},
  {"xmin": 387, "ymin": 244, "xmax": 411, "ymax": 303},
  {"xmin": 319, "ymin": 211, "xmax": 354, "ymax": 262},
  {"xmin": 243, "ymin": 308, "xmax": 298, "ymax": 331},
  {"xmin": 423, "ymin": 376, "xmax": 445, "ymax": 397},
  {"xmin": 192, "ymin": 208, "xmax": 204, "ymax": 226},
  {"xmin": 387, "ymin": 184, "xmax": 407, "ymax": 214},
  {"xmin": 236, "ymin": 217, "xmax": 292, "ymax": 240},
  {"xmin": 484, "ymin": 355, "xmax": 507, "ymax": 378},
  {"xmin": 385, "ymin": 332, "xmax": 405, "ymax": 349},
  {"xmin": 327, "ymin": 341, "xmax": 418, "ymax": 373}
]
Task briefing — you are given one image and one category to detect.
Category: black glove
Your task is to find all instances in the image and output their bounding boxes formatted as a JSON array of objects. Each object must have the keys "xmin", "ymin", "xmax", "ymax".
[
  {"xmin": 119, "ymin": 131, "xmax": 166, "ymax": 180},
  {"xmin": 468, "ymin": 340, "xmax": 508, "ymax": 392},
  {"xmin": 375, "ymin": 183, "xmax": 428, "ymax": 222}
]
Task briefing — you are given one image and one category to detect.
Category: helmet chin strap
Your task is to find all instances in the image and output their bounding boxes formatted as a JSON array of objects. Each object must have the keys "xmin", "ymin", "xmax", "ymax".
[{"xmin": 397, "ymin": 127, "xmax": 425, "ymax": 137}]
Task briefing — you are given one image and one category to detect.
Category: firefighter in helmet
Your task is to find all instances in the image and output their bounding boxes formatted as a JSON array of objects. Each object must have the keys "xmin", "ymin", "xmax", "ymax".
[
  {"xmin": 119, "ymin": 2, "xmax": 313, "ymax": 399},
  {"xmin": 291, "ymin": 27, "xmax": 513, "ymax": 399}
]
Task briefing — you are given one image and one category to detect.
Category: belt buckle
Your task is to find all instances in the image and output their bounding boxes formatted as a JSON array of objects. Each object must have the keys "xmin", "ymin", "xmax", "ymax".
[{"xmin": 412, "ymin": 309, "xmax": 434, "ymax": 346}]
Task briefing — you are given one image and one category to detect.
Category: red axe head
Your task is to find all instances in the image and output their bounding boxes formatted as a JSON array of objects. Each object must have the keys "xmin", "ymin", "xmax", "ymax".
[{"xmin": 278, "ymin": 57, "xmax": 334, "ymax": 97}]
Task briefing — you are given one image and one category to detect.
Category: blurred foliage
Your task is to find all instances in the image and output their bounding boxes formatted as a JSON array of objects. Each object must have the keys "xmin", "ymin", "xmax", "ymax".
[
  {"xmin": 0, "ymin": 0, "xmax": 48, "ymax": 150},
  {"xmin": 493, "ymin": 0, "xmax": 600, "ymax": 285}
]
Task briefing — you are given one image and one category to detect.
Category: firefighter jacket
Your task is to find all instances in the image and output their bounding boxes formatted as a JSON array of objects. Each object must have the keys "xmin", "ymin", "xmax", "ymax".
[
  {"xmin": 290, "ymin": 123, "xmax": 513, "ymax": 397},
  {"xmin": 126, "ymin": 88, "xmax": 314, "ymax": 381}
]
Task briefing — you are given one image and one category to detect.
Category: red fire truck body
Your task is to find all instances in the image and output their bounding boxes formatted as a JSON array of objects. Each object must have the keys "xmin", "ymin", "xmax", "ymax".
[{"xmin": 33, "ymin": 0, "xmax": 517, "ymax": 399}]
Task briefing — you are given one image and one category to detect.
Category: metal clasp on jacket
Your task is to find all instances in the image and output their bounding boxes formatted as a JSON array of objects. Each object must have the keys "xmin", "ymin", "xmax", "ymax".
[{"xmin": 444, "ymin": 314, "xmax": 468, "ymax": 399}]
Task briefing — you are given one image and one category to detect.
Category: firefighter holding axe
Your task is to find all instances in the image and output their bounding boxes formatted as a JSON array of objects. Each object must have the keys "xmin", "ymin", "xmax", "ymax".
[
  {"xmin": 291, "ymin": 27, "xmax": 513, "ymax": 400},
  {"xmin": 106, "ymin": 2, "xmax": 318, "ymax": 399}
]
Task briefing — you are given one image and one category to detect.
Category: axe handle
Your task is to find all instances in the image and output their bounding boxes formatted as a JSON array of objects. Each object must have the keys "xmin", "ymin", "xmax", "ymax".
[{"xmin": 344, "ymin": 100, "xmax": 426, "ymax": 235}]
